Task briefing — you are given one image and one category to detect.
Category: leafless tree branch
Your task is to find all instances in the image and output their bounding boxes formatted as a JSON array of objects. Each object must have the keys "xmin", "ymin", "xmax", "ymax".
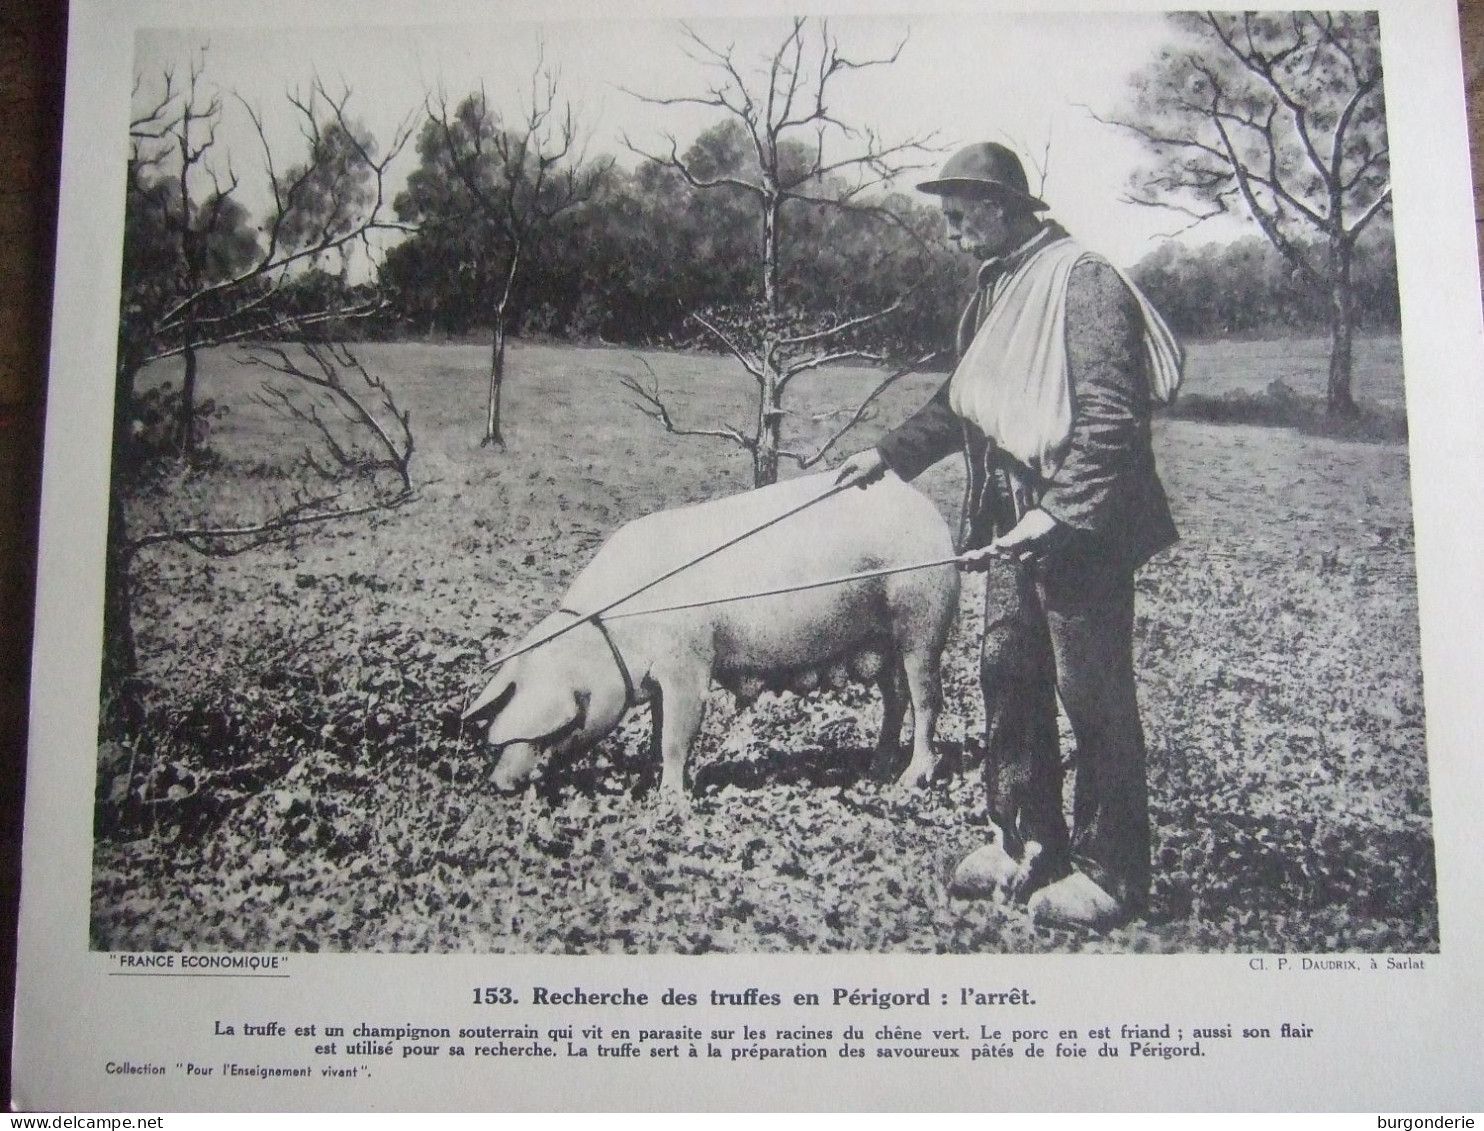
[
  {"xmin": 130, "ymin": 342, "xmax": 415, "ymax": 559},
  {"xmin": 620, "ymin": 363, "xmax": 756, "ymax": 451},
  {"xmin": 151, "ymin": 79, "xmax": 415, "ymax": 340},
  {"xmin": 775, "ymin": 294, "xmax": 907, "ymax": 353},
  {"xmin": 236, "ymin": 341, "xmax": 415, "ymax": 496},
  {"xmin": 626, "ymin": 17, "xmax": 934, "ymax": 485},
  {"xmin": 779, "ymin": 351, "xmax": 936, "ymax": 469},
  {"xmin": 130, "ymin": 493, "xmax": 410, "ymax": 557},
  {"xmin": 690, "ymin": 311, "xmax": 767, "ymax": 384}
]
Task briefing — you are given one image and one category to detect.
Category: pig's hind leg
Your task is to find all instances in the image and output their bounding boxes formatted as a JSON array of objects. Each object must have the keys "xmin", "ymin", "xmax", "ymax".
[{"xmin": 869, "ymin": 658, "xmax": 911, "ymax": 781}]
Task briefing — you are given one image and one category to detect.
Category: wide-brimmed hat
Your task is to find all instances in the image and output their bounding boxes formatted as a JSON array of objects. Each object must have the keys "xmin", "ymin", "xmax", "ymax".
[{"xmin": 917, "ymin": 142, "xmax": 1049, "ymax": 211}]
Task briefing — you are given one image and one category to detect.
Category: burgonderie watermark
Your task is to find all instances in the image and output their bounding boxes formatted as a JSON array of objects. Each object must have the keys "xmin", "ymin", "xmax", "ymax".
[{"xmin": 1378, "ymin": 1118, "xmax": 1477, "ymax": 1130}]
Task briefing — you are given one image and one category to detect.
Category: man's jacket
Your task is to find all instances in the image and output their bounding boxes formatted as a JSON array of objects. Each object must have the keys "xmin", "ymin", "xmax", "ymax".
[{"xmin": 875, "ymin": 223, "xmax": 1177, "ymax": 573}]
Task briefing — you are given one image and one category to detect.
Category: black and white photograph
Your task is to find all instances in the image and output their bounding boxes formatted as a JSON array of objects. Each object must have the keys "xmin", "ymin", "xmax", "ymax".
[{"xmin": 83, "ymin": 8, "xmax": 1434, "ymax": 957}]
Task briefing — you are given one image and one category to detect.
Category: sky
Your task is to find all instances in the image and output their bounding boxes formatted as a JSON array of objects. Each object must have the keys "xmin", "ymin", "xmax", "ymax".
[{"xmin": 133, "ymin": 12, "xmax": 1254, "ymax": 269}]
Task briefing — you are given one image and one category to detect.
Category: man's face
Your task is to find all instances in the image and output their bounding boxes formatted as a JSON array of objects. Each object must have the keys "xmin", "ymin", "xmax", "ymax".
[{"xmin": 942, "ymin": 195, "xmax": 1014, "ymax": 259}]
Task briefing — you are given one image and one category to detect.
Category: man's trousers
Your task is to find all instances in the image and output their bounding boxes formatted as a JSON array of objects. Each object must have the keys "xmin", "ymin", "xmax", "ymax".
[{"xmin": 978, "ymin": 545, "xmax": 1152, "ymax": 912}]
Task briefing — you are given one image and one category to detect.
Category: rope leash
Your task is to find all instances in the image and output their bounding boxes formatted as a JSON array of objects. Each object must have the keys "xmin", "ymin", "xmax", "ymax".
[
  {"xmin": 603, "ymin": 553, "xmax": 968, "ymax": 619},
  {"xmin": 473, "ymin": 480, "xmax": 1418, "ymax": 679},
  {"xmin": 476, "ymin": 477, "xmax": 858, "ymax": 674},
  {"xmin": 596, "ymin": 543, "xmax": 1421, "ymax": 622}
]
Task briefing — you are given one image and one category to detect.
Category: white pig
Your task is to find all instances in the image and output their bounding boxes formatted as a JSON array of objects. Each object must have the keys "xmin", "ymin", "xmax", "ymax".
[{"xmin": 462, "ymin": 472, "xmax": 959, "ymax": 795}]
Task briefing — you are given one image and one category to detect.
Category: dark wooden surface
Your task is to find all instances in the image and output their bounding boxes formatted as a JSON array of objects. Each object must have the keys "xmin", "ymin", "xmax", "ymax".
[
  {"xmin": 1, "ymin": 0, "xmax": 66, "ymax": 1108},
  {"xmin": 0, "ymin": 0, "xmax": 1482, "ymax": 1109}
]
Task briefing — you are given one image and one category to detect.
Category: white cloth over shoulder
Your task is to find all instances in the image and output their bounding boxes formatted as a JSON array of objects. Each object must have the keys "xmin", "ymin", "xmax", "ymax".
[{"xmin": 947, "ymin": 236, "xmax": 1183, "ymax": 480}]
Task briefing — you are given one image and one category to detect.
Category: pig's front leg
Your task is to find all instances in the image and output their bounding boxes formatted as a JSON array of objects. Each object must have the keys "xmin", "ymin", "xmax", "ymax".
[{"xmin": 649, "ymin": 665, "xmax": 711, "ymax": 796}]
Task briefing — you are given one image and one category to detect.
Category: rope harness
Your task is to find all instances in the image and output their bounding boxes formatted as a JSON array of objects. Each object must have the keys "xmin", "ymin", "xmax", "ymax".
[
  {"xmin": 467, "ymin": 474, "xmax": 967, "ymax": 721},
  {"xmin": 559, "ymin": 606, "xmax": 637, "ymax": 708}
]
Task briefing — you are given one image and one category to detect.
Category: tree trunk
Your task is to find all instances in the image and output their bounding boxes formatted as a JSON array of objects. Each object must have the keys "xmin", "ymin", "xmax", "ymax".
[
  {"xmin": 754, "ymin": 357, "xmax": 783, "ymax": 486},
  {"xmin": 749, "ymin": 198, "xmax": 784, "ymax": 486},
  {"xmin": 102, "ymin": 363, "xmax": 141, "ymax": 699},
  {"xmin": 762, "ymin": 201, "xmax": 781, "ymax": 317},
  {"xmin": 176, "ymin": 343, "xmax": 198, "ymax": 456},
  {"xmin": 483, "ymin": 246, "xmax": 521, "ymax": 448},
  {"xmin": 101, "ymin": 491, "xmax": 138, "ymax": 693},
  {"xmin": 177, "ymin": 141, "xmax": 200, "ymax": 456},
  {"xmin": 489, "ymin": 314, "xmax": 513, "ymax": 448},
  {"xmin": 483, "ymin": 310, "xmax": 506, "ymax": 447},
  {"xmin": 1326, "ymin": 234, "xmax": 1359, "ymax": 418}
]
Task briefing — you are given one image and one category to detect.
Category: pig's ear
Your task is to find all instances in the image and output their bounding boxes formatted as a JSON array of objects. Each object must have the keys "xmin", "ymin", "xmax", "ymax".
[
  {"xmin": 487, "ymin": 684, "xmax": 584, "ymax": 748},
  {"xmin": 462, "ymin": 671, "xmax": 517, "ymax": 722}
]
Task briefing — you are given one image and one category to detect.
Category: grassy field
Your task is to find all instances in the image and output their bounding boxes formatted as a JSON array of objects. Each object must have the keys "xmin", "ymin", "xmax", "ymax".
[
  {"xmin": 1178, "ymin": 333, "xmax": 1406, "ymax": 407},
  {"xmin": 91, "ymin": 334, "xmax": 1434, "ymax": 953}
]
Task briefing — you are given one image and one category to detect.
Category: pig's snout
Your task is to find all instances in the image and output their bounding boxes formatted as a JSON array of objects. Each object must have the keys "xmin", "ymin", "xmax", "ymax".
[{"xmin": 491, "ymin": 741, "xmax": 541, "ymax": 792}]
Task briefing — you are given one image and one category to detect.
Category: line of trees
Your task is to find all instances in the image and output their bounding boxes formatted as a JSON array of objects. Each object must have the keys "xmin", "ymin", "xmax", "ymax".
[
  {"xmin": 388, "ymin": 19, "xmax": 970, "ymax": 487},
  {"xmin": 383, "ymin": 121, "xmax": 967, "ymax": 360},
  {"xmin": 382, "ymin": 15, "xmax": 1397, "ymax": 362},
  {"xmin": 120, "ymin": 19, "xmax": 1398, "ymax": 417},
  {"xmin": 118, "ymin": 17, "xmax": 1402, "ymax": 485},
  {"xmin": 382, "ymin": 178, "xmax": 1402, "ymax": 347},
  {"xmin": 1131, "ymin": 229, "xmax": 1399, "ymax": 339},
  {"xmin": 118, "ymin": 15, "xmax": 1403, "ymax": 377}
]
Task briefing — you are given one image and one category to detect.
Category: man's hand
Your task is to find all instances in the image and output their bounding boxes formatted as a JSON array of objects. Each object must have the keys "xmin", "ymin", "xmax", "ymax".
[
  {"xmin": 959, "ymin": 508, "xmax": 1064, "ymax": 571},
  {"xmin": 834, "ymin": 448, "xmax": 889, "ymax": 489}
]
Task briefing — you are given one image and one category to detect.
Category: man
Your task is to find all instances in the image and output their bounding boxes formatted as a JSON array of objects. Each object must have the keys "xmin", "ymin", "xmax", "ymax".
[{"xmin": 835, "ymin": 142, "xmax": 1180, "ymax": 930}]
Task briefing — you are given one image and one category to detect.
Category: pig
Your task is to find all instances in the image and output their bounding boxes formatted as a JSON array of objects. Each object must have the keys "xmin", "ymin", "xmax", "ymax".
[{"xmin": 462, "ymin": 471, "xmax": 960, "ymax": 796}]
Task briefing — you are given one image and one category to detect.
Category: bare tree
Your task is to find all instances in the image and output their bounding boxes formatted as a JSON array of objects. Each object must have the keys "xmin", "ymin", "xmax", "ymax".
[
  {"xmin": 123, "ymin": 66, "xmax": 414, "ymax": 418},
  {"xmin": 130, "ymin": 342, "xmax": 414, "ymax": 559},
  {"xmin": 126, "ymin": 53, "xmax": 257, "ymax": 457},
  {"xmin": 407, "ymin": 59, "xmax": 608, "ymax": 447},
  {"xmin": 624, "ymin": 18, "xmax": 939, "ymax": 485},
  {"xmin": 1098, "ymin": 12, "xmax": 1390, "ymax": 416},
  {"xmin": 108, "ymin": 64, "xmax": 417, "ymax": 691}
]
